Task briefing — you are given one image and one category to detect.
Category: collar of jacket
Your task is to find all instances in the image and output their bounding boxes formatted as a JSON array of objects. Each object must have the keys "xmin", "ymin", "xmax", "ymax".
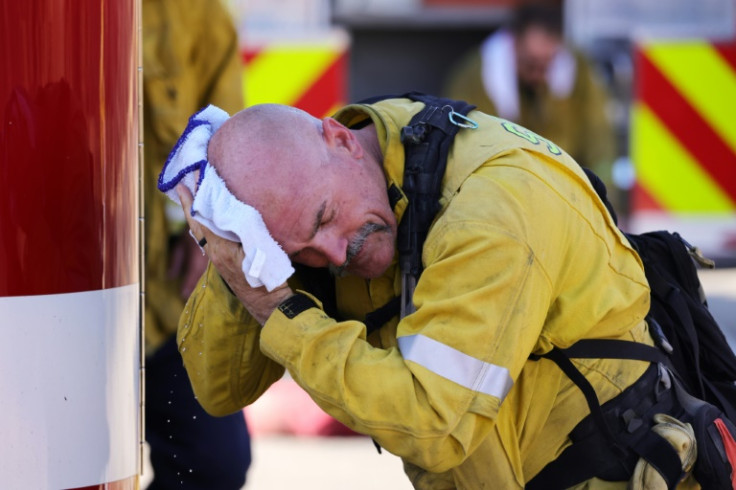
[{"xmin": 333, "ymin": 98, "xmax": 433, "ymax": 228}]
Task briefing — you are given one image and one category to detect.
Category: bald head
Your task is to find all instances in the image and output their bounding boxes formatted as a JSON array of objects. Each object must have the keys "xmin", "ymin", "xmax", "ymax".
[
  {"xmin": 207, "ymin": 104, "xmax": 325, "ymax": 210},
  {"xmin": 202, "ymin": 102, "xmax": 396, "ymax": 278}
]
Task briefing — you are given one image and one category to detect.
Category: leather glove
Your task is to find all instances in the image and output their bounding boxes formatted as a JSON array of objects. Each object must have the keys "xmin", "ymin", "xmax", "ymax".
[{"xmin": 629, "ymin": 414, "xmax": 697, "ymax": 489}]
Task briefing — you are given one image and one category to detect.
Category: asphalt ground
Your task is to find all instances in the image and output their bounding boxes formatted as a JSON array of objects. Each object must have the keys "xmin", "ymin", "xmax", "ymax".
[
  {"xmin": 140, "ymin": 434, "xmax": 411, "ymax": 489},
  {"xmin": 243, "ymin": 435, "xmax": 411, "ymax": 489}
]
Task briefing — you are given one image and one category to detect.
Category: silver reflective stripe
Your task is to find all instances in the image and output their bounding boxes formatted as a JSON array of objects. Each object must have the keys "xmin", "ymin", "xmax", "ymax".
[{"xmin": 398, "ymin": 334, "xmax": 513, "ymax": 400}]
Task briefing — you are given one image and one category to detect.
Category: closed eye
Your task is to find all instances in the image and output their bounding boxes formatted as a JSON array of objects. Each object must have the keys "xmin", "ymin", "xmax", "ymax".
[
  {"xmin": 309, "ymin": 200, "xmax": 327, "ymax": 240},
  {"xmin": 288, "ymin": 200, "xmax": 328, "ymax": 261}
]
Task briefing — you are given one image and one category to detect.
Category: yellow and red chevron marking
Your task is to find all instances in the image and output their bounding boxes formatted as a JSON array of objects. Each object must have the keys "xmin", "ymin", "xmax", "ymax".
[
  {"xmin": 241, "ymin": 40, "xmax": 348, "ymax": 119},
  {"xmin": 631, "ymin": 40, "xmax": 736, "ymax": 213}
]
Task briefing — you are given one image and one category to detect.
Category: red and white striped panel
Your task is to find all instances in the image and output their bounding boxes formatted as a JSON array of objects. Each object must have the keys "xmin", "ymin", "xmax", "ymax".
[{"xmin": 0, "ymin": 0, "xmax": 141, "ymax": 488}]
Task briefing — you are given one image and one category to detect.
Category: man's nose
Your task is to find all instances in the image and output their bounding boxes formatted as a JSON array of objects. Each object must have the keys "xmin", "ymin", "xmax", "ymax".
[{"xmin": 314, "ymin": 232, "xmax": 348, "ymax": 267}]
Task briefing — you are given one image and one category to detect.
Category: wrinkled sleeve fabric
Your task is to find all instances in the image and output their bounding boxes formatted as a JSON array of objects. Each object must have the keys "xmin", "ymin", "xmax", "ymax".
[
  {"xmin": 177, "ymin": 262, "xmax": 285, "ymax": 416},
  {"xmin": 259, "ymin": 167, "xmax": 555, "ymax": 472}
]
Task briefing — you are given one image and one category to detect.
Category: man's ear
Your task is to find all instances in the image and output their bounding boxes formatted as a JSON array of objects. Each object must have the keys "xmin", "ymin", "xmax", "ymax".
[{"xmin": 322, "ymin": 117, "xmax": 363, "ymax": 159}]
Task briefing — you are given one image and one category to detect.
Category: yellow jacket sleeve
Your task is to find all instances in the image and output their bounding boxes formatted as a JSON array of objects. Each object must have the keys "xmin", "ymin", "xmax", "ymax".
[
  {"xmin": 177, "ymin": 262, "xmax": 284, "ymax": 416},
  {"xmin": 259, "ymin": 228, "xmax": 551, "ymax": 473}
]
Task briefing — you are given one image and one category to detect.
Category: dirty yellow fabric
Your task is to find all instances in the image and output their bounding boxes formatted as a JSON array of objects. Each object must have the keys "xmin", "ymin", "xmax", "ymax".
[
  {"xmin": 178, "ymin": 98, "xmax": 654, "ymax": 488},
  {"xmin": 443, "ymin": 46, "xmax": 616, "ymax": 189},
  {"xmin": 142, "ymin": 0, "xmax": 243, "ymax": 354}
]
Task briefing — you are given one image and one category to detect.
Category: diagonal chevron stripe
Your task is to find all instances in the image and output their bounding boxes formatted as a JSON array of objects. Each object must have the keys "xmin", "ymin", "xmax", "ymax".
[
  {"xmin": 631, "ymin": 103, "xmax": 735, "ymax": 213},
  {"xmin": 293, "ymin": 51, "xmax": 347, "ymax": 118},
  {"xmin": 715, "ymin": 43, "xmax": 736, "ymax": 72},
  {"xmin": 630, "ymin": 181, "xmax": 662, "ymax": 212},
  {"xmin": 637, "ymin": 47, "xmax": 736, "ymax": 203},
  {"xmin": 244, "ymin": 44, "xmax": 339, "ymax": 108},
  {"xmin": 645, "ymin": 41, "xmax": 736, "ymax": 155}
]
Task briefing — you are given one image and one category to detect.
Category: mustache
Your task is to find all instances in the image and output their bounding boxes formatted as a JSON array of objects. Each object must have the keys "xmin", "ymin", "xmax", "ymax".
[{"xmin": 329, "ymin": 222, "xmax": 391, "ymax": 277}]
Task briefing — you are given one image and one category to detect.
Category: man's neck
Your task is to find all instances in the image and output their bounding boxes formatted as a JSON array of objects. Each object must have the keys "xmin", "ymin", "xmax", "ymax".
[{"xmin": 353, "ymin": 124, "xmax": 384, "ymax": 173}]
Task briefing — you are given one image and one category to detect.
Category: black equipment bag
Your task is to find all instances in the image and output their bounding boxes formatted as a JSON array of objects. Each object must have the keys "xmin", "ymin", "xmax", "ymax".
[
  {"xmin": 580, "ymin": 170, "xmax": 736, "ymax": 417},
  {"xmin": 528, "ymin": 170, "xmax": 736, "ymax": 489},
  {"xmin": 626, "ymin": 229, "xmax": 736, "ymax": 417}
]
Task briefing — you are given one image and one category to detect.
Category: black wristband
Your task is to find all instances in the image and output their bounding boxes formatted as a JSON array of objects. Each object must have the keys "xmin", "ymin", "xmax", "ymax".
[{"xmin": 277, "ymin": 293, "xmax": 318, "ymax": 319}]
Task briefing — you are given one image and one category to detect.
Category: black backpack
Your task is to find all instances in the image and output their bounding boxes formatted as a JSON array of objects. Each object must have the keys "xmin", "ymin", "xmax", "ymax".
[
  {"xmin": 529, "ymin": 169, "xmax": 736, "ymax": 489},
  {"xmin": 357, "ymin": 93, "xmax": 736, "ymax": 488}
]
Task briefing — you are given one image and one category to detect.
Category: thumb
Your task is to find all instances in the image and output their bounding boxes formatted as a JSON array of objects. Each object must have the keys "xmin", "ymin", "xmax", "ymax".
[{"xmin": 176, "ymin": 184, "xmax": 194, "ymax": 210}]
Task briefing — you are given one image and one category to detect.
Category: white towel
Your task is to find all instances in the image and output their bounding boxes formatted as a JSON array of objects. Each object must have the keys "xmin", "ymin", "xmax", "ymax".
[{"xmin": 157, "ymin": 104, "xmax": 294, "ymax": 292}]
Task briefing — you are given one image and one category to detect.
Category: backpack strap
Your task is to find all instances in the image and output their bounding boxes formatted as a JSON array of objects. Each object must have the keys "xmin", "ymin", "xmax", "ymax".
[
  {"xmin": 395, "ymin": 93, "xmax": 477, "ymax": 317},
  {"xmin": 359, "ymin": 93, "xmax": 477, "ymax": 328},
  {"xmin": 561, "ymin": 339, "xmax": 669, "ymax": 364},
  {"xmin": 364, "ymin": 296, "xmax": 401, "ymax": 335},
  {"xmin": 529, "ymin": 344, "xmax": 684, "ymax": 489}
]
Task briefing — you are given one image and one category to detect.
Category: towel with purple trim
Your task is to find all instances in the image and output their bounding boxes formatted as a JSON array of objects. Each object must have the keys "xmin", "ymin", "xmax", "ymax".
[{"xmin": 157, "ymin": 104, "xmax": 294, "ymax": 292}]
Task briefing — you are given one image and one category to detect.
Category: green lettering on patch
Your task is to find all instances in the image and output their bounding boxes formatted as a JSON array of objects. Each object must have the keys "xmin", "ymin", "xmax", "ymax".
[{"xmin": 501, "ymin": 121, "xmax": 562, "ymax": 156}]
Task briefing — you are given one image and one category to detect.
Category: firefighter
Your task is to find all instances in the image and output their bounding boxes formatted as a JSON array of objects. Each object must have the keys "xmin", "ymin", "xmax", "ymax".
[
  {"xmin": 444, "ymin": 4, "xmax": 617, "ymax": 198},
  {"xmin": 170, "ymin": 97, "xmax": 698, "ymax": 488}
]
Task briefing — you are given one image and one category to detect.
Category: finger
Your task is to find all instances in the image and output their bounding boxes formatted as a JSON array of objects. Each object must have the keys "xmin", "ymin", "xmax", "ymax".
[
  {"xmin": 176, "ymin": 184, "xmax": 194, "ymax": 214},
  {"xmin": 176, "ymin": 184, "xmax": 207, "ymax": 241}
]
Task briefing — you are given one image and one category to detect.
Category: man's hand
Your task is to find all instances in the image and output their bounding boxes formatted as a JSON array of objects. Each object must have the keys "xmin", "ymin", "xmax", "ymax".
[{"xmin": 176, "ymin": 184, "xmax": 293, "ymax": 325}]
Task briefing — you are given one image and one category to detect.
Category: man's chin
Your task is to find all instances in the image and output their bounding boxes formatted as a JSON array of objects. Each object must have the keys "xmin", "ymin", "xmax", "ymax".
[
  {"xmin": 329, "ymin": 257, "xmax": 390, "ymax": 280},
  {"xmin": 351, "ymin": 253, "xmax": 394, "ymax": 279}
]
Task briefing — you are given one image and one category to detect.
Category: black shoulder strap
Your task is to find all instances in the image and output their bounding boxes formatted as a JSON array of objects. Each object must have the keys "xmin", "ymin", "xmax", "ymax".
[
  {"xmin": 357, "ymin": 93, "xmax": 476, "ymax": 333},
  {"xmin": 394, "ymin": 93, "xmax": 476, "ymax": 280},
  {"xmin": 528, "ymin": 345, "xmax": 683, "ymax": 489}
]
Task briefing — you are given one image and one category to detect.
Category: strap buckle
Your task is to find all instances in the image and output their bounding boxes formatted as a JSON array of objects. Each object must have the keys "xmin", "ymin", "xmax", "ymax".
[
  {"xmin": 448, "ymin": 109, "xmax": 478, "ymax": 129},
  {"xmin": 400, "ymin": 272, "xmax": 417, "ymax": 319}
]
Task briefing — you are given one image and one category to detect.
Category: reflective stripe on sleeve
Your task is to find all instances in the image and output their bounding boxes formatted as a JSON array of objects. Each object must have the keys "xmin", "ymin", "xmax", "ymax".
[{"xmin": 398, "ymin": 334, "xmax": 513, "ymax": 400}]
